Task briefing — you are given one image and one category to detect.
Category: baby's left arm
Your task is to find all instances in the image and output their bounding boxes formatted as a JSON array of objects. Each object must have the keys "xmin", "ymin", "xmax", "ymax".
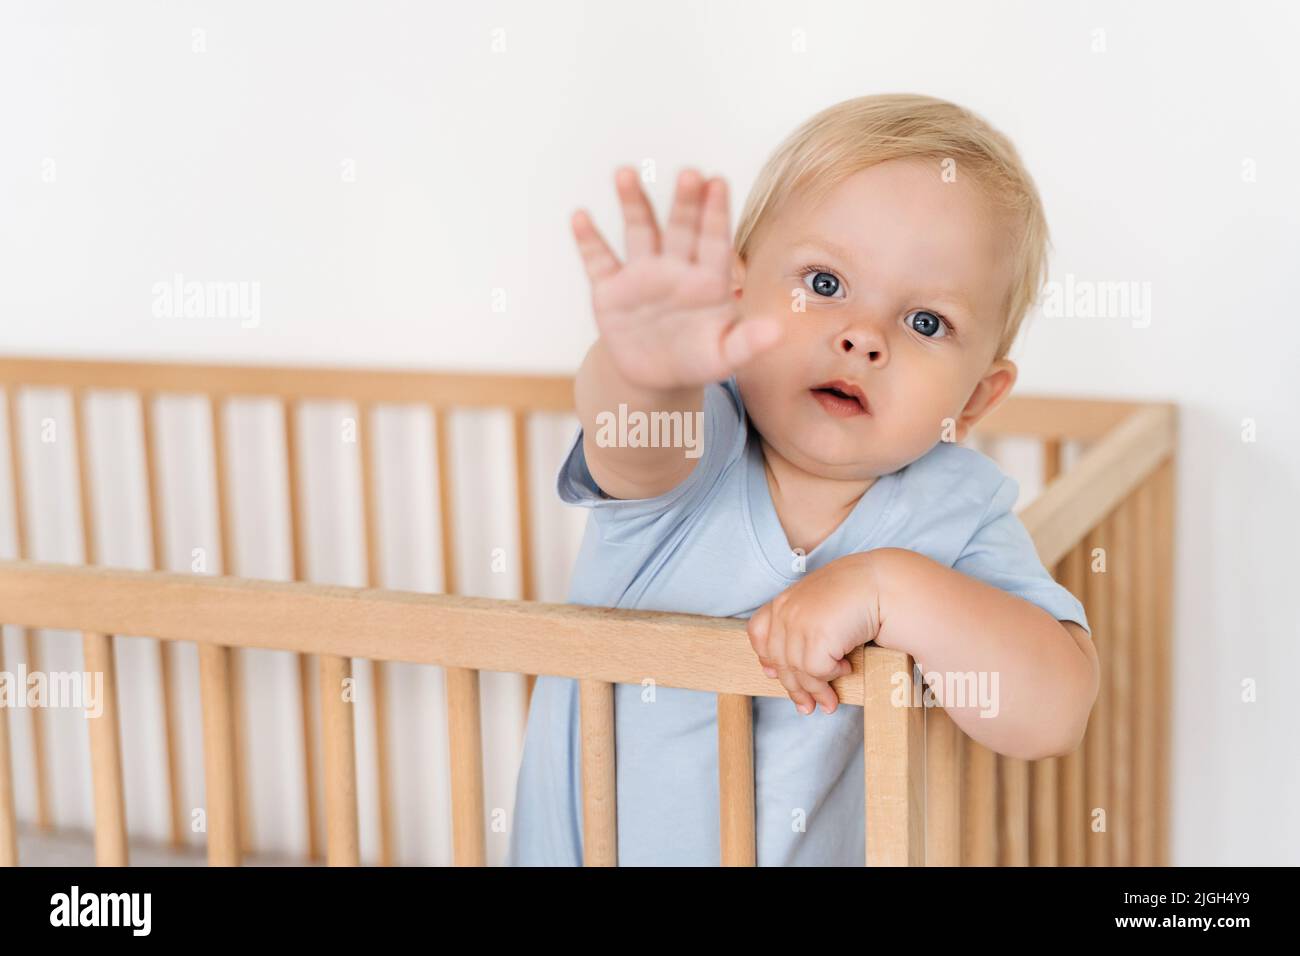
[{"xmin": 745, "ymin": 547, "xmax": 1099, "ymax": 760}]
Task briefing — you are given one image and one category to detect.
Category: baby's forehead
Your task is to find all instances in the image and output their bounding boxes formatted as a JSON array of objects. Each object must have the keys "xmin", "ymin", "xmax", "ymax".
[
  {"xmin": 782, "ymin": 163, "xmax": 1007, "ymax": 236},
  {"xmin": 803, "ymin": 165, "xmax": 1003, "ymax": 233}
]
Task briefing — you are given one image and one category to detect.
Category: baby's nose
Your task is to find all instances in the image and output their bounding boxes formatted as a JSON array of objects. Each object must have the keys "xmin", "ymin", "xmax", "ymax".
[{"xmin": 837, "ymin": 330, "xmax": 886, "ymax": 363}]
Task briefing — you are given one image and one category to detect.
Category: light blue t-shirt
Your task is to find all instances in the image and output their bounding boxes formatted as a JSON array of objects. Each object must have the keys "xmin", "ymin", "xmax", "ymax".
[{"xmin": 507, "ymin": 376, "xmax": 1089, "ymax": 866}]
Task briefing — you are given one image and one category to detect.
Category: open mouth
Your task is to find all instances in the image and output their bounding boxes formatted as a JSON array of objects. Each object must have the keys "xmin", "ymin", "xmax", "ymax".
[{"xmin": 810, "ymin": 381, "xmax": 869, "ymax": 416}]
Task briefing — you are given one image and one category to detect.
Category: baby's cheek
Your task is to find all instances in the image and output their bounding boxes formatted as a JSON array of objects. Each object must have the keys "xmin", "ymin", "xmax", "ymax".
[
  {"xmin": 873, "ymin": 400, "xmax": 952, "ymax": 470},
  {"xmin": 735, "ymin": 359, "xmax": 783, "ymax": 410}
]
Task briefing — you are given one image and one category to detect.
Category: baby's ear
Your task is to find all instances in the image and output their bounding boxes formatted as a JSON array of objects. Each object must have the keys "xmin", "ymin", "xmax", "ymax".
[
  {"xmin": 957, "ymin": 358, "xmax": 1018, "ymax": 439},
  {"xmin": 730, "ymin": 253, "xmax": 746, "ymax": 298}
]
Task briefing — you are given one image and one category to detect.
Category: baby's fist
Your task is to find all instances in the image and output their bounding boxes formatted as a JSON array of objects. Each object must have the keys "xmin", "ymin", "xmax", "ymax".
[{"xmin": 746, "ymin": 552, "xmax": 884, "ymax": 715}]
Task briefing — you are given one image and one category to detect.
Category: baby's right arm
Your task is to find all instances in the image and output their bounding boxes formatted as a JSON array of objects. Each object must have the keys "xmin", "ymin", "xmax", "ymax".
[{"xmin": 570, "ymin": 167, "xmax": 781, "ymax": 500}]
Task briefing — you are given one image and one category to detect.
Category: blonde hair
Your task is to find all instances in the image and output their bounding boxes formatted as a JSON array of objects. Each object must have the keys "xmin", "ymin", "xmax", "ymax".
[{"xmin": 733, "ymin": 93, "xmax": 1049, "ymax": 361}]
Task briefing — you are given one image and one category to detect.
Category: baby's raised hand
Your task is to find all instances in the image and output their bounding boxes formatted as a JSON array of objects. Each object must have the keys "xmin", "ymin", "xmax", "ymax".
[{"xmin": 571, "ymin": 167, "xmax": 783, "ymax": 391}]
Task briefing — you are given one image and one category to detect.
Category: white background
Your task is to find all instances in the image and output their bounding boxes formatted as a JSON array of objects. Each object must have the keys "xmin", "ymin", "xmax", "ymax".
[{"xmin": 1, "ymin": 0, "xmax": 1297, "ymax": 865}]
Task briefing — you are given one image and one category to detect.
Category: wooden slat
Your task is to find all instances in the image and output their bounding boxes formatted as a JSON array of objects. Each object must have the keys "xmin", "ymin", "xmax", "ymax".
[
  {"xmin": 717, "ymin": 693, "xmax": 756, "ymax": 866},
  {"xmin": 198, "ymin": 643, "xmax": 240, "ymax": 866},
  {"xmin": 998, "ymin": 756, "xmax": 1029, "ymax": 866},
  {"xmin": 1057, "ymin": 542, "xmax": 1087, "ymax": 865},
  {"xmin": 0, "ymin": 560, "xmax": 878, "ymax": 705},
  {"xmin": 155, "ymin": 639, "xmax": 182, "ymax": 843},
  {"xmin": 83, "ymin": 631, "xmax": 128, "ymax": 866},
  {"xmin": 0, "ymin": 638, "xmax": 18, "ymax": 866},
  {"xmin": 513, "ymin": 411, "xmax": 535, "ymax": 603},
  {"xmin": 961, "ymin": 738, "xmax": 997, "ymax": 865},
  {"xmin": 23, "ymin": 631, "xmax": 49, "ymax": 832},
  {"xmin": 1041, "ymin": 438, "xmax": 1063, "ymax": 486},
  {"xmin": 924, "ymin": 704, "xmax": 960, "ymax": 866},
  {"xmin": 1030, "ymin": 757, "xmax": 1058, "ymax": 866},
  {"xmin": 209, "ymin": 397, "xmax": 253, "ymax": 858},
  {"xmin": 1132, "ymin": 474, "xmax": 1157, "ymax": 865},
  {"xmin": 319, "ymin": 654, "xmax": 359, "ymax": 866},
  {"xmin": 1031, "ymin": 440, "xmax": 1063, "ymax": 867},
  {"xmin": 370, "ymin": 659, "xmax": 395, "ymax": 864},
  {"xmin": 357, "ymin": 403, "xmax": 395, "ymax": 867},
  {"xmin": 514, "ymin": 411, "xmax": 539, "ymax": 709},
  {"xmin": 1152, "ymin": 455, "xmax": 1175, "ymax": 866},
  {"xmin": 139, "ymin": 393, "xmax": 184, "ymax": 848},
  {"xmin": 863, "ymin": 651, "xmax": 923, "ymax": 866},
  {"xmin": 434, "ymin": 408, "xmax": 457, "ymax": 596},
  {"xmin": 445, "ymin": 666, "xmax": 486, "ymax": 866},
  {"xmin": 283, "ymin": 401, "xmax": 322, "ymax": 862},
  {"xmin": 226, "ymin": 650, "xmax": 252, "ymax": 853},
  {"xmin": 578, "ymin": 679, "xmax": 617, "ymax": 866},
  {"xmin": 1110, "ymin": 496, "xmax": 1135, "ymax": 865},
  {"xmin": 1019, "ymin": 404, "xmax": 1176, "ymax": 568},
  {"xmin": 296, "ymin": 654, "xmax": 318, "ymax": 858},
  {"xmin": 1084, "ymin": 518, "xmax": 1112, "ymax": 866},
  {"xmin": 0, "ymin": 356, "xmax": 574, "ymax": 412},
  {"xmin": 4, "ymin": 387, "xmax": 50, "ymax": 832},
  {"xmin": 71, "ymin": 388, "xmax": 97, "ymax": 564}
]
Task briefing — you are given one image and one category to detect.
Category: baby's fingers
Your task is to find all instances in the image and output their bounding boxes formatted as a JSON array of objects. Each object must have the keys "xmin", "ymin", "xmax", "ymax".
[
  {"xmin": 615, "ymin": 166, "xmax": 661, "ymax": 261},
  {"xmin": 696, "ymin": 177, "xmax": 735, "ymax": 276},
  {"xmin": 775, "ymin": 668, "xmax": 815, "ymax": 716},
  {"xmin": 571, "ymin": 210, "xmax": 621, "ymax": 284},
  {"xmin": 662, "ymin": 168, "xmax": 707, "ymax": 261},
  {"xmin": 796, "ymin": 671, "xmax": 841, "ymax": 716},
  {"xmin": 747, "ymin": 604, "xmax": 775, "ymax": 661},
  {"xmin": 719, "ymin": 316, "xmax": 783, "ymax": 371}
]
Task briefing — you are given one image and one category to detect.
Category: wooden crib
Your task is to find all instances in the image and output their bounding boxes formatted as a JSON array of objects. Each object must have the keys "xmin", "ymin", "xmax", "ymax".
[{"xmin": 0, "ymin": 355, "xmax": 1176, "ymax": 867}]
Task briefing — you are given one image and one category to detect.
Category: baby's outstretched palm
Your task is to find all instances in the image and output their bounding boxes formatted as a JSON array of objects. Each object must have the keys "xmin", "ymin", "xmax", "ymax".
[{"xmin": 572, "ymin": 168, "xmax": 781, "ymax": 390}]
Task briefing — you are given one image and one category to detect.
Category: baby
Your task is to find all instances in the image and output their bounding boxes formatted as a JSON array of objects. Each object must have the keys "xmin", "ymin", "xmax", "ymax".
[{"xmin": 508, "ymin": 93, "xmax": 1099, "ymax": 866}]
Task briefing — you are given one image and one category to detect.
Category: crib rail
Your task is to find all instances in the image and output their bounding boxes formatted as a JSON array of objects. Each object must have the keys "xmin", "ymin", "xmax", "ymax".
[
  {"xmin": 0, "ymin": 356, "xmax": 1176, "ymax": 867},
  {"xmin": 0, "ymin": 559, "xmax": 920, "ymax": 866}
]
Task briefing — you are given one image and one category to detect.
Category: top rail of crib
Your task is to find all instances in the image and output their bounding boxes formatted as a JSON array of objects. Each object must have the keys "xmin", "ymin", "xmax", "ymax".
[
  {"xmin": 0, "ymin": 354, "xmax": 1152, "ymax": 440},
  {"xmin": 0, "ymin": 355, "xmax": 575, "ymax": 411},
  {"xmin": 0, "ymin": 559, "xmax": 898, "ymax": 708}
]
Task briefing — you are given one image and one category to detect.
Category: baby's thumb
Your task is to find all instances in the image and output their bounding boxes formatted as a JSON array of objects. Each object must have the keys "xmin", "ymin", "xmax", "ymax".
[{"xmin": 720, "ymin": 318, "xmax": 782, "ymax": 370}]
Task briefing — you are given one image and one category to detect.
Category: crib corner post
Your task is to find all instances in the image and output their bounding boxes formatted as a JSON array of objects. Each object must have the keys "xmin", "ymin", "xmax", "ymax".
[{"xmin": 863, "ymin": 649, "xmax": 924, "ymax": 867}]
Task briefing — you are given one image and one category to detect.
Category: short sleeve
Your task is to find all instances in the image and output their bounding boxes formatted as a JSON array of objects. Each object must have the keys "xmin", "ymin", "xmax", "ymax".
[
  {"xmin": 953, "ymin": 475, "xmax": 1091, "ymax": 636},
  {"xmin": 554, "ymin": 376, "xmax": 747, "ymax": 545}
]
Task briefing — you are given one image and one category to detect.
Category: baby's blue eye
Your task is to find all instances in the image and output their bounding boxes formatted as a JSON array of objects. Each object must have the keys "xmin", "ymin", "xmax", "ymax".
[
  {"xmin": 802, "ymin": 270, "xmax": 842, "ymax": 298},
  {"xmin": 905, "ymin": 309, "xmax": 948, "ymax": 338}
]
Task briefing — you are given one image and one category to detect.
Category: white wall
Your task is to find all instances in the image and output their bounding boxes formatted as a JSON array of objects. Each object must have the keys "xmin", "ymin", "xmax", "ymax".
[{"xmin": 1, "ymin": 0, "xmax": 1297, "ymax": 865}]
